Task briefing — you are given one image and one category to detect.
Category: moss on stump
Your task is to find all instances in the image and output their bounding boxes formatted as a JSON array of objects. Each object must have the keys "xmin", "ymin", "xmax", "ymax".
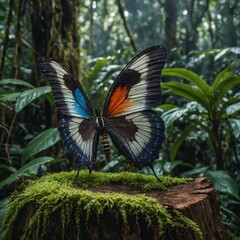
[{"xmin": 0, "ymin": 171, "xmax": 234, "ymax": 240}]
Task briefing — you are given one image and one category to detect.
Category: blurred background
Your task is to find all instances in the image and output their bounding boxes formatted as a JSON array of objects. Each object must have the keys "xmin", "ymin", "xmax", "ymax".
[{"xmin": 0, "ymin": 0, "xmax": 240, "ymax": 237}]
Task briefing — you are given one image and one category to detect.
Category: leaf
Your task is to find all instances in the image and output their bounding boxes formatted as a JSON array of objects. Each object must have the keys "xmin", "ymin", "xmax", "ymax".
[
  {"xmin": 88, "ymin": 58, "xmax": 110, "ymax": 80},
  {"xmin": 162, "ymin": 102, "xmax": 203, "ymax": 128},
  {"xmin": 0, "ymin": 92, "xmax": 21, "ymax": 102},
  {"xmin": 0, "ymin": 157, "xmax": 53, "ymax": 190},
  {"xmin": 21, "ymin": 128, "xmax": 61, "ymax": 163},
  {"xmin": 15, "ymin": 86, "xmax": 51, "ymax": 112},
  {"xmin": 211, "ymin": 67, "xmax": 232, "ymax": 92},
  {"xmin": 162, "ymin": 68, "xmax": 210, "ymax": 95},
  {"xmin": 226, "ymin": 102, "xmax": 240, "ymax": 117},
  {"xmin": 180, "ymin": 166, "xmax": 209, "ymax": 178},
  {"xmin": 159, "ymin": 104, "xmax": 178, "ymax": 111},
  {"xmin": 214, "ymin": 49, "xmax": 229, "ymax": 61},
  {"xmin": 170, "ymin": 124, "xmax": 197, "ymax": 161},
  {"xmin": 162, "ymin": 81, "xmax": 210, "ymax": 110},
  {"xmin": 162, "ymin": 107, "xmax": 188, "ymax": 128},
  {"xmin": 101, "ymin": 160, "xmax": 120, "ymax": 172},
  {"xmin": 0, "ymin": 197, "xmax": 10, "ymax": 227},
  {"xmin": 162, "ymin": 160, "xmax": 192, "ymax": 174},
  {"xmin": 206, "ymin": 170, "xmax": 239, "ymax": 198},
  {"xmin": 228, "ymin": 119, "xmax": 240, "ymax": 138},
  {"xmin": 0, "ymin": 79, "xmax": 34, "ymax": 88},
  {"xmin": 214, "ymin": 76, "xmax": 240, "ymax": 105}
]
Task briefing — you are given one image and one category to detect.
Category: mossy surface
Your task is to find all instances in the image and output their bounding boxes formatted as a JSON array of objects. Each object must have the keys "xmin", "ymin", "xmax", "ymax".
[
  {"xmin": 45, "ymin": 170, "xmax": 192, "ymax": 191},
  {"xmin": 0, "ymin": 171, "xmax": 201, "ymax": 240}
]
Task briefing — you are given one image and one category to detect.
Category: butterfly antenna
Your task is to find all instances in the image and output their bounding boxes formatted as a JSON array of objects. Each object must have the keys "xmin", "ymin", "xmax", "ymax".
[
  {"xmin": 149, "ymin": 165, "xmax": 162, "ymax": 183},
  {"xmin": 73, "ymin": 169, "xmax": 80, "ymax": 184}
]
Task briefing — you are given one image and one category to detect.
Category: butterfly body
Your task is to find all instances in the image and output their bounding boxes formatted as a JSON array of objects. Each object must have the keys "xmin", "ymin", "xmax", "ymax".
[{"xmin": 39, "ymin": 45, "xmax": 167, "ymax": 172}]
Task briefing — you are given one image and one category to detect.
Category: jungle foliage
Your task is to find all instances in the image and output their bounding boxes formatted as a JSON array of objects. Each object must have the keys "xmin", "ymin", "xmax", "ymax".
[{"xmin": 0, "ymin": 0, "xmax": 240, "ymax": 237}]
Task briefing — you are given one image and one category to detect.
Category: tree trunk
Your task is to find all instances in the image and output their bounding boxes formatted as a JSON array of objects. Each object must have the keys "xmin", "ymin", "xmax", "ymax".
[
  {"xmin": 184, "ymin": 0, "xmax": 210, "ymax": 55},
  {"xmin": 0, "ymin": 172, "xmax": 233, "ymax": 240},
  {"xmin": 31, "ymin": 0, "xmax": 81, "ymax": 128},
  {"xmin": 164, "ymin": 0, "xmax": 178, "ymax": 62}
]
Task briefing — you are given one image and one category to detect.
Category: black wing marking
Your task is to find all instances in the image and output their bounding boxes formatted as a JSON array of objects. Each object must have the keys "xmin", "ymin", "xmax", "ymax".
[
  {"xmin": 105, "ymin": 110, "xmax": 165, "ymax": 169},
  {"xmin": 103, "ymin": 45, "xmax": 166, "ymax": 117},
  {"xmin": 39, "ymin": 57, "xmax": 93, "ymax": 118},
  {"xmin": 58, "ymin": 117, "xmax": 99, "ymax": 169}
]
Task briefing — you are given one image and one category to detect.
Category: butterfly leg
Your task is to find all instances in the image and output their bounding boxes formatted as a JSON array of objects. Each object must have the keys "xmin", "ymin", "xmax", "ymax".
[
  {"xmin": 149, "ymin": 165, "xmax": 162, "ymax": 183},
  {"xmin": 73, "ymin": 169, "xmax": 80, "ymax": 184}
]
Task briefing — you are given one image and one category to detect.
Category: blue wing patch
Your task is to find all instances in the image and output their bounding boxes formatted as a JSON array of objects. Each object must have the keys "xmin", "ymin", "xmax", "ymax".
[
  {"xmin": 39, "ymin": 57, "xmax": 93, "ymax": 119},
  {"xmin": 73, "ymin": 88, "xmax": 91, "ymax": 118}
]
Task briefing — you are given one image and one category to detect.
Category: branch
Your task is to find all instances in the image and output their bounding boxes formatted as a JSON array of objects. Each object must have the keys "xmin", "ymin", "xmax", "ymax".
[{"xmin": 115, "ymin": 0, "xmax": 137, "ymax": 52}]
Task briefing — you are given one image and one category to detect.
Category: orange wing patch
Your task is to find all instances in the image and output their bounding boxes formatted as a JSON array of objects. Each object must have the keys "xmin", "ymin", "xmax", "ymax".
[{"xmin": 108, "ymin": 86, "xmax": 131, "ymax": 116}]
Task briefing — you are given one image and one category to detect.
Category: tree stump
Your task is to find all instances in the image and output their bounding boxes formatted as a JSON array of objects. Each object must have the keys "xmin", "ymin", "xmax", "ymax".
[
  {"xmin": 146, "ymin": 177, "xmax": 232, "ymax": 240},
  {"xmin": 0, "ymin": 171, "xmax": 234, "ymax": 240}
]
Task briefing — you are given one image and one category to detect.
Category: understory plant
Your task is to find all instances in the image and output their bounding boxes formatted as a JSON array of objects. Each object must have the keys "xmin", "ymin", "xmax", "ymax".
[
  {"xmin": 161, "ymin": 67, "xmax": 240, "ymax": 170},
  {"xmin": 159, "ymin": 66, "xmax": 240, "ymax": 236}
]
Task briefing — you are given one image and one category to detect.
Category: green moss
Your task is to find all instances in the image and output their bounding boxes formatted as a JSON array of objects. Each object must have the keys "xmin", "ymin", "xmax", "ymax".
[
  {"xmin": 45, "ymin": 170, "xmax": 192, "ymax": 191},
  {"xmin": 0, "ymin": 171, "xmax": 195, "ymax": 240},
  {"xmin": 173, "ymin": 210, "xmax": 204, "ymax": 240}
]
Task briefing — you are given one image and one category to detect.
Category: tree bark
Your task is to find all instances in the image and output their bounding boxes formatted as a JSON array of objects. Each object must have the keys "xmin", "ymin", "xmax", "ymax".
[
  {"xmin": 164, "ymin": 0, "xmax": 178, "ymax": 62},
  {"xmin": 89, "ymin": 177, "xmax": 232, "ymax": 240},
  {"xmin": 0, "ymin": 0, "xmax": 15, "ymax": 79},
  {"xmin": 1, "ymin": 173, "xmax": 233, "ymax": 240}
]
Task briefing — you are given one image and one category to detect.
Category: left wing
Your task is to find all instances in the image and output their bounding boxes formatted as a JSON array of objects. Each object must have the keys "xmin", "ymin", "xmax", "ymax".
[
  {"xmin": 105, "ymin": 110, "xmax": 165, "ymax": 169},
  {"xmin": 103, "ymin": 45, "xmax": 166, "ymax": 117},
  {"xmin": 38, "ymin": 57, "xmax": 97, "ymax": 170},
  {"xmin": 58, "ymin": 117, "xmax": 99, "ymax": 169},
  {"xmin": 38, "ymin": 57, "xmax": 93, "ymax": 118}
]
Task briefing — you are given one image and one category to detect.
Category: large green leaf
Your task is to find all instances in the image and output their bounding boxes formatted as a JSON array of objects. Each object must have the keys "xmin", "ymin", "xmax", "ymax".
[
  {"xmin": 15, "ymin": 86, "xmax": 51, "ymax": 112},
  {"xmin": 206, "ymin": 170, "xmax": 239, "ymax": 198},
  {"xmin": 162, "ymin": 68, "xmax": 210, "ymax": 94},
  {"xmin": 214, "ymin": 76, "xmax": 240, "ymax": 105},
  {"xmin": 0, "ymin": 79, "xmax": 34, "ymax": 88},
  {"xmin": 211, "ymin": 67, "xmax": 232, "ymax": 92},
  {"xmin": 21, "ymin": 128, "xmax": 61, "ymax": 163},
  {"xmin": 170, "ymin": 124, "xmax": 197, "ymax": 161},
  {"xmin": 162, "ymin": 81, "xmax": 210, "ymax": 110},
  {"xmin": 0, "ymin": 157, "xmax": 54, "ymax": 190}
]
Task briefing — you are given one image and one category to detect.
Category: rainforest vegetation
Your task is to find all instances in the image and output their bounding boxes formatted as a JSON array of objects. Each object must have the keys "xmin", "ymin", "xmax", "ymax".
[{"xmin": 0, "ymin": 0, "xmax": 240, "ymax": 237}]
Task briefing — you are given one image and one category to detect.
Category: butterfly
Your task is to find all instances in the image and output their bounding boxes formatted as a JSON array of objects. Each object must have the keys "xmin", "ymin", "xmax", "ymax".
[{"xmin": 39, "ymin": 45, "xmax": 167, "ymax": 179}]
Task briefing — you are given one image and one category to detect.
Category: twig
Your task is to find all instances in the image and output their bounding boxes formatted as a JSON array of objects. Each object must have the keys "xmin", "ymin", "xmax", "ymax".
[{"xmin": 115, "ymin": 0, "xmax": 137, "ymax": 52}]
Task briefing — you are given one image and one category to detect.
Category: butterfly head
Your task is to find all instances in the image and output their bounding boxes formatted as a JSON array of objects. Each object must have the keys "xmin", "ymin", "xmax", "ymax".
[{"xmin": 95, "ymin": 107, "xmax": 101, "ymax": 117}]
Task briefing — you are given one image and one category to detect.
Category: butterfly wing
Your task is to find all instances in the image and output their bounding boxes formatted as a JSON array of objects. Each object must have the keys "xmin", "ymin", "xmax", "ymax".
[
  {"xmin": 105, "ymin": 111, "xmax": 165, "ymax": 169},
  {"xmin": 39, "ymin": 57, "xmax": 93, "ymax": 118},
  {"xmin": 103, "ymin": 45, "xmax": 166, "ymax": 117},
  {"xmin": 39, "ymin": 57, "xmax": 98, "ymax": 169},
  {"xmin": 103, "ymin": 46, "xmax": 166, "ymax": 169},
  {"xmin": 58, "ymin": 117, "xmax": 99, "ymax": 169}
]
